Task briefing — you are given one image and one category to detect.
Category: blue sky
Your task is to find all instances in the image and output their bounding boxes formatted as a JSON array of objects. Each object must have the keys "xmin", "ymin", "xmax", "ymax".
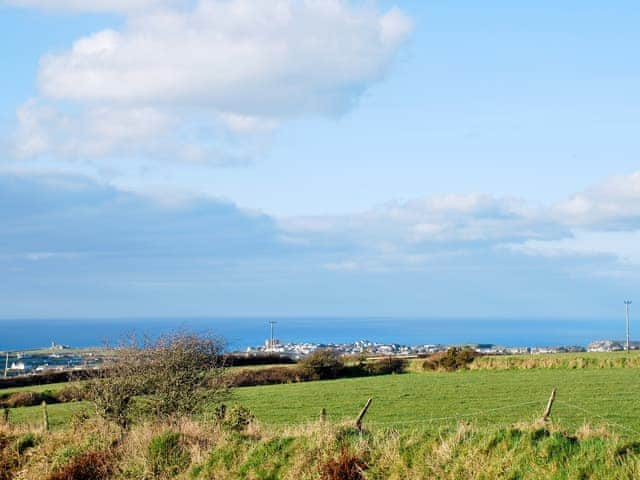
[{"xmin": 1, "ymin": 0, "xmax": 639, "ymax": 319}]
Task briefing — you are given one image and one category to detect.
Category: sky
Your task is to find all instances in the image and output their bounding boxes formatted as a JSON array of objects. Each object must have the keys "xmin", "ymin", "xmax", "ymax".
[{"xmin": 1, "ymin": 0, "xmax": 640, "ymax": 320}]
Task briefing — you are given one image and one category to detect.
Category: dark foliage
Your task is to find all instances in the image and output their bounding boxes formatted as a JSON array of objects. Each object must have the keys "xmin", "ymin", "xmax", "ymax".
[
  {"xmin": 55, "ymin": 384, "xmax": 88, "ymax": 403},
  {"xmin": 319, "ymin": 448, "xmax": 368, "ymax": 480},
  {"xmin": 15, "ymin": 433, "xmax": 38, "ymax": 455},
  {"xmin": 224, "ymin": 353, "xmax": 295, "ymax": 366},
  {"xmin": 0, "ymin": 391, "xmax": 58, "ymax": 408},
  {"xmin": 299, "ymin": 350, "xmax": 345, "ymax": 380},
  {"xmin": 229, "ymin": 366, "xmax": 310, "ymax": 387},
  {"xmin": 364, "ymin": 357, "xmax": 406, "ymax": 375},
  {"xmin": 47, "ymin": 451, "xmax": 113, "ymax": 480},
  {"xmin": 0, "ymin": 370, "xmax": 93, "ymax": 390},
  {"xmin": 422, "ymin": 347, "xmax": 480, "ymax": 371}
]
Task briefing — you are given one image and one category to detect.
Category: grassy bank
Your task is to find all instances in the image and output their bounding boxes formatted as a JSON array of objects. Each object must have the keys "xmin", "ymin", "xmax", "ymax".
[
  {"xmin": 2, "ymin": 417, "xmax": 639, "ymax": 479},
  {"xmin": 469, "ymin": 351, "xmax": 640, "ymax": 370}
]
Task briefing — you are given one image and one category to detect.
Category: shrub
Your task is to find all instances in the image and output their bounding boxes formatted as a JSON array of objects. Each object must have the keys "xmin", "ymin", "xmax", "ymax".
[
  {"xmin": 47, "ymin": 451, "xmax": 113, "ymax": 480},
  {"xmin": 299, "ymin": 350, "xmax": 344, "ymax": 380},
  {"xmin": 55, "ymin": 384, "xmax": 87, "ymax": 403},
  {"xmin": 423, "ymin": 347, "xmax": 480, "ymax": 371},
  {"xmin": 0, "ymin": 434, "xmax": 18, "ymax": 480},
  {"xmin": 229, "ymin": 366, "xmax": 309, "ymax": 387},
  {"xmin": 319, "ymin": 447, "xmax": 367, "ymax": 480},
  {"xmin": 365, "ymin": 357, "xmax": 406, "ymax": 375},
  {"xmin": 147, "ymin": 431, "xmax": 190, "ymax": 478},
  {"xmin": 2, "ymin": 391, "xmax": 57, "ymax": 408},
  {"xmin": 221, "ymin": 405, "xmax": 255, "ymax": 432},
  {"xmin": 86, "ymin": 331, "xmax": 227, "ymax": 429},
  {"xmin": 15, "ymin": 433, "xmax": 38, "ymax": 455}
]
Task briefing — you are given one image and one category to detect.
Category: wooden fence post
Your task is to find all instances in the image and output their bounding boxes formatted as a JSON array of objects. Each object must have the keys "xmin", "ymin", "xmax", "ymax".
[
  {"xmin": 320, "ymin": 407, "xmax": 327, "ymax": 423},
  {"xmin": 542, "ymin": 388, "xmax": 556, "ymax": 421},
  {"xmin": 42, "ymin": 401, "xmax": 49, "ymax": 432},
  {"xmin": 355, "ymin": 398, "xmax": 373, "ymax": 431}
]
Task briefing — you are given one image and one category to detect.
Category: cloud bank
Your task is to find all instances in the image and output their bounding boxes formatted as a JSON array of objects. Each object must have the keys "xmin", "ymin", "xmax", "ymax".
[{"xmin": 1, "ymin": 172, "xmax": 639, "ymax": 317}]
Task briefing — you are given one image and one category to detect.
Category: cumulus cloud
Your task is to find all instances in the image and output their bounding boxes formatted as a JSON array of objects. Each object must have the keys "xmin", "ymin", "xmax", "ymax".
[
  {"xmin": 14, "ymin": 99, "xmax": 173, "ymax": 159},
  {"xmin": 38, "ymin": 1, "xmax": 412, "ymax": 115},
  {"xmin": 275, "ymin": 171, "xmax": 640, "ymax": 272},
  {"xmin": 9, "ymin": 0, "xmax": 412, "ymax": 170},
  {"xmin": 552, "ymin": 172, "xmax": 640, "ymax": 230}
]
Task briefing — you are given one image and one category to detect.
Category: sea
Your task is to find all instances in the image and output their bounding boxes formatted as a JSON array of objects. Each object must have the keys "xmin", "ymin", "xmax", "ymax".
[{"xmin": 0, "ymin": 317, "xmax": 626, "ymax": 352}]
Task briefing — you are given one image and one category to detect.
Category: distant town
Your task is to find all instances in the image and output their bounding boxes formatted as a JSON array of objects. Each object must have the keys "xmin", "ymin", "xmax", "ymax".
[
  {"xmin": 245, "ymin": 338, "xmax": 640, "ymax": 360},
  {"xmin": 2, "ymin": 338, "xmax": 639, "ymax": 378}
]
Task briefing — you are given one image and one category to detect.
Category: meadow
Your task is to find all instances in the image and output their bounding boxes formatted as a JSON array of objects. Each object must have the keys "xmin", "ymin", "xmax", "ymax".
[
  {"xmin": 233, "ymin": 368, "xmax": 640, "ymax": 436},
  {"xmin": 4, "ymin": 353, "xmax": 640, "ymax": 478},
  {"xmin": 5, "ymin": 363, "xmax": 640, "ymax": 438}
]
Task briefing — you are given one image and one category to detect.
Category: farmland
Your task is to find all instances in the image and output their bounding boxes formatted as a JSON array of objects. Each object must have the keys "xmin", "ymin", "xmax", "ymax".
[
  {"xmin": 3, "ymin": 353, "xmax": 640, "ymax": 479},
  {"xmin": 233, "ymin": 368, "xmax": 640, "ymax": 436},
  {"xmin": 5, "ymin": 361, "xmax": 640, "ymax": 437}
]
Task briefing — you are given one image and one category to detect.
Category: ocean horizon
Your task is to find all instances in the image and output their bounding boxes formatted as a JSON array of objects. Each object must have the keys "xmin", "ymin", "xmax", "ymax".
[{"xmin": 0, "ymin": 317, "xmax": 628, "ymax": 352}]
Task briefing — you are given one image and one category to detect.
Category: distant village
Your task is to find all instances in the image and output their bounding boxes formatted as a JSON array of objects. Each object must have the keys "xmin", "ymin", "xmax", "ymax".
[
  {"xmin": 3, "ymin": 338, "xmax": 639, "ymax": 378},
  {"xmin": 245, "ymin": 338, "xmax": 640, "ymax": 359}
]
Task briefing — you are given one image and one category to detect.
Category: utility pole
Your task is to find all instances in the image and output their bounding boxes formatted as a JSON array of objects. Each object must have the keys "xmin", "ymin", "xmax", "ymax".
[
  {"xmin": 268, "ymin": 320, "xmax": 277, "ymax": 349},
  {"xmin": 4, "ymin": 352, "xmax": 8, "ymax": 378},
  {"xmin": 625, "ymin": 300, "xmax": 632, "ymax": 352}
]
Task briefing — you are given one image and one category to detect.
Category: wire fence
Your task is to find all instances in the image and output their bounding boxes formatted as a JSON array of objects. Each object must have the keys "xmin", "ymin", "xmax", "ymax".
[{"xmin": 261, "ymin": 393, "xmax": 640, "ymax": 438}]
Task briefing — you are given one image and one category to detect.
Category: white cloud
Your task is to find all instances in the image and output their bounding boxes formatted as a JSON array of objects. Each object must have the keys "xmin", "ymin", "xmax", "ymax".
[
  {"xmin": 10, "ymin": 0, "xmax": 412, "ymax": 172},
  {"xmin": 14, "ymin": 99, "xmax": 174, "ymax": 159},
  {"xmin": 277, "ymin": 172, "xmax": 640, "ymax": 272},
  {"xmin": 552, "ymin": 172, "xmax": 640, "ymax": 229},
  {"xmin": 38, "ymin": 1, "xmax": 412, "ymax": 116},
  {"xmin": 280, "ymin": 193, "xmax": 568, "ymax": 258}
]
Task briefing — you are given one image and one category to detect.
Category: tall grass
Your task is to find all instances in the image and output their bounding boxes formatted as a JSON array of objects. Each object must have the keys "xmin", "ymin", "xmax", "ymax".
[
  {"xmin": 469, "ymin": 352, "xmax": 640, "ymax": 370},
  {"xmin": 2, "ymin": 416, "xmax": 640, "ymax": 479}
]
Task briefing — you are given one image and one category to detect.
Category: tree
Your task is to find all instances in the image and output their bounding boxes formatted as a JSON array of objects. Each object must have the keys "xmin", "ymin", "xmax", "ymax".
[
  {"xmin": 299, "ymin": 349, "xmax": 344, "ymax": 379},
  {"xmin": 85, "ymin": 332, "xmax": 227, "ymax": 429}
]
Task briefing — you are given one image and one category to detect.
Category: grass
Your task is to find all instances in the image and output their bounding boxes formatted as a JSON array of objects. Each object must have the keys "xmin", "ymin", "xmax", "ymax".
[
  {"xmin": 0, "ymin": 382, "xmax": 69, "ymax": 396},
  {"xmin": 3, "ymin": 417, "xmax": 640, "ymax": 479},
  {"xmin": 233, "ymin": 369, "xmax": 640, "ymax": 437},
  {"xmin": 4, "ymin": 357, "xmax": 640, "ymax": 478},
  {"xmin": 5, "ymin": 401, "xmax": 90, "ymax": 430},
  {"xmin": 5, "ymin": 353, "xmax": 640, "ymax": 437}
]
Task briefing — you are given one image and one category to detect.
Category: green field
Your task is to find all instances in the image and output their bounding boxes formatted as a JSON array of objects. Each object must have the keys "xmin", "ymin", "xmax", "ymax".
[
  {"xmin": 5, "ymin": 364, "xmax": 640, "ymax": 478},
  {"xmin": 6, "ymin": 402, "xmax": 89, "ymax": 430},
  {"xmin": 0, "ymin": 382, "xmax": 68, "ymax": 396},
  {"xmin": 233, "ymin": 369, "xmax": 640, "ymax": 436},
  {"xmin": 5, "ymin": 359, "xmax": 640, "ymax": 438}
]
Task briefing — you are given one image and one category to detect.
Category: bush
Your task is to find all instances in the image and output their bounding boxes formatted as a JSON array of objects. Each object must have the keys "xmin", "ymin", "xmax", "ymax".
[
  {"xmin": 0, "ymin": 440, "xmax": 18, "ymax": 480},
  {"xmin": 229, "ymin": 366, "xmax": 310, "ymax": 387},
  {"xmin": 55, "ymin": 384, "xmax": 87, "ymax": 403},
  {"xmin": 47, "ymin": 451, "xmax": 113, "ymax": 480},
  {"xmin": 1, "ymin": 391, "xmax": 57, "ymax": 408},
  {"xmin": 147, "ymin": 431, "xmax": 190, "ymax": 478},
  {"xmin": 221, "ymin": 405, "xmax": 255, "ymax": 432},
  {"xmin": 423, "ymin": 347, "xmax": 480, "ymax": 371},
  {"xmin": 299, "ymin": 350, "xmax": 344, "ymax": 380},
  {"xmin": 319, "ymin": 447, "xmax": 367, "ymax": 480},
  {"xmin": 15, "ymin": 433, "xmax": 38, "ymax": 455},
  {"xmin": 86, "ymin": 331, "xmax": 227, "ymax": 429},
  {"xmin": 365, "ymin": 357, "xmax": 406, "ymax": 375}
]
